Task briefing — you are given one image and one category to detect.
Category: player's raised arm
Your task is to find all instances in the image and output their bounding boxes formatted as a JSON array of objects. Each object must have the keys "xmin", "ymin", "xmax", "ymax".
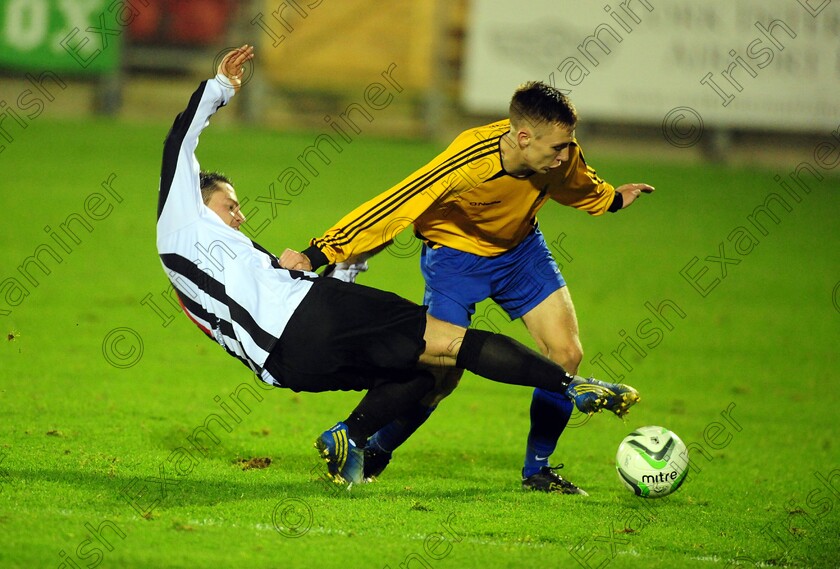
[{"xmin": 156, "ymin": 45, "xmax": 254, "ymax": 235}]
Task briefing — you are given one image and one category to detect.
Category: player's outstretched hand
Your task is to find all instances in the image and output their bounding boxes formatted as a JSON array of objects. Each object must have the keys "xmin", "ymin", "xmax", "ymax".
[
  {"xmin": 217, "ymin": 44, "xmax": 254, "ymax": 92},
  {"xmin": 615, "ymin": 183, "xmax": 655, "ymax": 208}
]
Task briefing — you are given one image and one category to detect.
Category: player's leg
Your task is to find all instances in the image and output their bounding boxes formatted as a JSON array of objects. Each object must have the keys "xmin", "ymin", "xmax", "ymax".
[
  {"xmin": 365, "ymin": 237, "xmax": 611, "ymax": 480},
  {"xmin": 364, "ymin": 366, "xmax": 460, "ymax": 479},
  {"xmin": 281, "ymin": 269, "xmax": 611, "ymax": 481},
  {"xmin": 357, "ymin": 312, "xmax": 600, "ymax": 482},
  {"xmin": 492, "ymin": 227, "xmax": 634, "ymax": 493},
  {"xmin": 316, "ymin": 367, "xmax": 435, "ymax": 485},
  {"xmin": 344, "ymin": 370, "xmax": 435, "ymax": 447},
  {"xmin": 521, "ymin": 285, "xmax": 584, "ymax": 372},
  {"xmin": 419, "ymin": 315, "xmax": 602, "ymax": 397},
  {"xmin": 519, "ymin": 285, "xmax": 583, "ymax": 492},
  {"xmin": 364, "ymin": 244, "xmax": 479, "ymax": 479},
  {"xmin": 266, "ymin": 277, "xmax": 436, "ymax": 484},
  {"xmin": 521, "ymin": 285, "xmax": 640, "ymax": 418}
]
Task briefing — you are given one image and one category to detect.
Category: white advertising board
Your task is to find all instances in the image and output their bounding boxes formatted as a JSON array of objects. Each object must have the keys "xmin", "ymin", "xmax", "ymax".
[{"xmin": 462, "ymin": 0, "xmax": 839, "ymax": 132}]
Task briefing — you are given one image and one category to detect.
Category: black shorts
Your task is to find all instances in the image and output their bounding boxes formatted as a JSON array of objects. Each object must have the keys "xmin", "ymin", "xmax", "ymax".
[{"xmin": 264, "ymin": 278, "xmax": 428, "ymax": 392}]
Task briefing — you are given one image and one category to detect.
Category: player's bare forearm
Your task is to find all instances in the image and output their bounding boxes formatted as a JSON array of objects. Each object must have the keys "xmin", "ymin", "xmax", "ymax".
[{"xmin": 616, "ymin": 183, "xmax": 655, "ymax": 208}]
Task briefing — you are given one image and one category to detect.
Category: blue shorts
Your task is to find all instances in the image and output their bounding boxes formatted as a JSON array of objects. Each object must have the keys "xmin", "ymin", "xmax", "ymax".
[{"xmin": 420, "ymin": 228, "xmax": 566, "ymax": 327}]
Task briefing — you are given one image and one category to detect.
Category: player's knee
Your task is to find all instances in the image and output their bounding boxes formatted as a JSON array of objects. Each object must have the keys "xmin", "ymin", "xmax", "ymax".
[
  {"xmin": 437, "ymin": 369, "xmax": 463, "ymax": 397},
  {"xmin": 421, "ymin": 368, "xmax": 463, "ymax": 406},
  {"xmin": 550, "ymin": 343, "xmax": 583, "ymax": 375}
]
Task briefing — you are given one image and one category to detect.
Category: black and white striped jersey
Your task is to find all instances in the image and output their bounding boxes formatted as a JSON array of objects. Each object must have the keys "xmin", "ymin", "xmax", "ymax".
[{"xmin": 156, "ymin": 75, "xmax": 314, "ymax": 385}]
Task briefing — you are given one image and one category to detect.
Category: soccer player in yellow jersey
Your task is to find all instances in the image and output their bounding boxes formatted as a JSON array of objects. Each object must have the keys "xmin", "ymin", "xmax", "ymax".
[{"xmin": 281, "ymin": 81, "xmax": 653, "ymax": 493}]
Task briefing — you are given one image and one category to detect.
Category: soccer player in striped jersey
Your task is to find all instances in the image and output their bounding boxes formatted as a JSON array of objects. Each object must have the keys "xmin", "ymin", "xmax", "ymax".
[
  {"xmin": 283, "ymin": 81, "xmax": 653, "ymax": 493},
  {"xmin": 156, "ymin": 46, "xmax": 623, "ymax": 487}
]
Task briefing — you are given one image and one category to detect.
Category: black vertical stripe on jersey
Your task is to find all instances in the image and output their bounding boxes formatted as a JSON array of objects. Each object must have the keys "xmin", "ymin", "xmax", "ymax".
[
  {"xmin": 160, "ymin": 253, "xmax": 278, "ymax": 354},
  {"xmin": 175, "ymin": 288, "xmax": 258, "ymax": 371},
  {"xmin": 317, "ymin": 135, "xmax": 502, "ymax": 250}
]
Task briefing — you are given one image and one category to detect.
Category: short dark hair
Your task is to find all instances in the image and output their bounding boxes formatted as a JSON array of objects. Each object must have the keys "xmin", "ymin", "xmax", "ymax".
[
  {"xmin": 199, "ymin": 171, "xmax": 232, "ymax": 205},
  {"xmin": 509, "ymin": 81, "xmax": 577, "ymax": 131}
]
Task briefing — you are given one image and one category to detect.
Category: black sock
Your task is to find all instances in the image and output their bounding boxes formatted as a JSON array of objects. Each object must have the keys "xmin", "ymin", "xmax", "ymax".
[
  {"xmin": 344, "ymin": 370, "xmax": 435, "ymax": 445},
  {"xmin": 455, "ymin": 329, "xmax": 574, "ymax": 392}
]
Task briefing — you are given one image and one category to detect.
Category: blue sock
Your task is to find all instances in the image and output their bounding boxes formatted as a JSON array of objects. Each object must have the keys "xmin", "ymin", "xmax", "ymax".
[
  {"xmin": 522, "ymin": 388, "xmax": 573, "ymax": 478},
  {"xmin": 366, "ymin": 403, "xmax": 437, "ymax": 453}
]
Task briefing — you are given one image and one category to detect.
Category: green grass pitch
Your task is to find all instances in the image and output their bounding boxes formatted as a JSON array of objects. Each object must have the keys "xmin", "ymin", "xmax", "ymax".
[{"xmin": 1, "ymin": 114, "xmax": 838, "ymax": 568}]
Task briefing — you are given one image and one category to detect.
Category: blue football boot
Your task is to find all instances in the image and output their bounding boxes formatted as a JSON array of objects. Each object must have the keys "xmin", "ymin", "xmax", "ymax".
[{"xmin": 315, "ymin": 422, "xmax": 364, "ymax": 486}]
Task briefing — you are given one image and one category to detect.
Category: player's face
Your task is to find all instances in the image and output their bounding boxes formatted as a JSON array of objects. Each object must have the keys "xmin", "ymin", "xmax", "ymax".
[
  {"xmin": 207, "ymin": 183, "xmax": 246, "ymax": 230},
  {"xmin": 523, "ymin": 123, "xmax": 575, "ymax": 174}
]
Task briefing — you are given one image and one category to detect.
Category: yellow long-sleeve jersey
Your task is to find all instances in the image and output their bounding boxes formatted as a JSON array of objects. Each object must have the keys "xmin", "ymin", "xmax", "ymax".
[{"xmin": 305, "ymin": 119, "xmax": 616, "ymax": 267}]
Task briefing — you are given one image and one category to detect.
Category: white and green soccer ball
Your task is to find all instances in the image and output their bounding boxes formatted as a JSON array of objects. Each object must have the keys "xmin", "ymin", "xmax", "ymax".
[{"xmin": 615, "ymin": 426, "xmax": 689, "ymax": 498}]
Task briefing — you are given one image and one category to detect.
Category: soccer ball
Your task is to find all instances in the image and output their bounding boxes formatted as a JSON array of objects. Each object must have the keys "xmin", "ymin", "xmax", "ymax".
[{"xmin": 615, "ymin": 426, "xmax": 689, "ymax": 498}]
